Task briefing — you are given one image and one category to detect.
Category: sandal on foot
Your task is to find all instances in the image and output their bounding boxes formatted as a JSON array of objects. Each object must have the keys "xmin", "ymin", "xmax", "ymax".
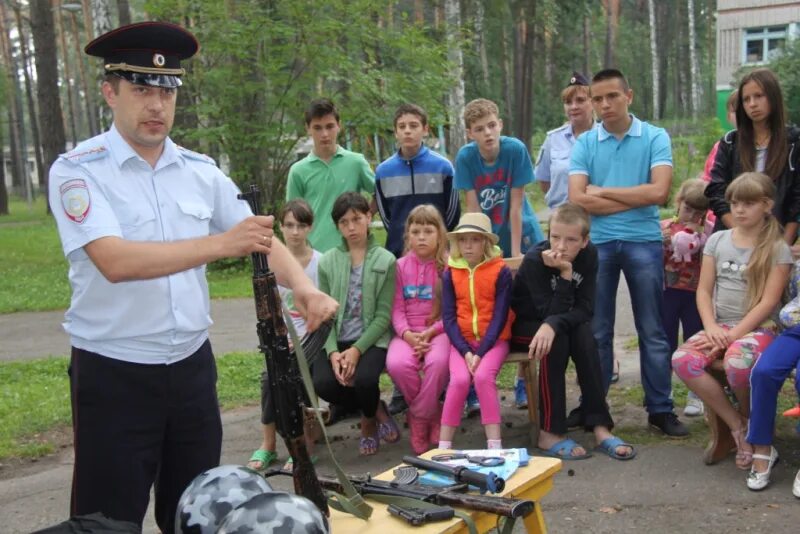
[
  {"xmin": 282, "ymin": 455, "xmax": 318, "ymax": 471},
  {"xmin": 537, "ymin": 438, "xmax": 592, "ymax": 460},
  {"xmin": 359, "ymin": 435, "xmax": 379, "ymax": 456},
  {"xmin": 732, "ymin": 428, "xmax": 754, "ymax": 470},
  {"xmin": 247, "ymin": 449, "xmax": 277, "ymax": 471},
  {"xmin": 793, "ymin": 469, "xmax": 800, "ymax": 498},
  {"xmin": 377, "ymin": 401, "xmax": 401, "ymax": 443},
  {"xmin": 747, "ymin": 446, "xmax": 779, "ymax": 491},
  {"xmin": 594, "ymin": 437, "xmax": 637, "ymax": 461}
]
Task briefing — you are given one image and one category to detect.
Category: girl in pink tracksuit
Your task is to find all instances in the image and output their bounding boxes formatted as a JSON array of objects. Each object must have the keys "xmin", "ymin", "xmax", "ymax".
[{"xmin": 386, "ymin": 205, "xmax": 451, "ymax": 454}]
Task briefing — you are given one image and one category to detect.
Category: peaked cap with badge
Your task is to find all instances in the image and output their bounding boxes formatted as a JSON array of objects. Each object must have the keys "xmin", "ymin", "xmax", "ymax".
[
  {"xmin": 567, "ymin": 70, "xmax": 590, "ymax": 87},
  {"xmin": 85, "ymin": 21, "xmax": 199, "ymax": 88}
]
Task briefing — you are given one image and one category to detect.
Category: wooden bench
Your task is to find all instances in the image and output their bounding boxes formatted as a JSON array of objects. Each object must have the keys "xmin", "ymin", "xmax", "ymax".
[
  {"xmin": 703, "ymin": 359, "xmax": 741, "ymax": 464},
  {"xmin": 503, "ymin": 257, "xmax": 540, "ymax": 446},
  {"xmin": 506, "ymin": 350, "xmax": 540, "ymax": 446}
]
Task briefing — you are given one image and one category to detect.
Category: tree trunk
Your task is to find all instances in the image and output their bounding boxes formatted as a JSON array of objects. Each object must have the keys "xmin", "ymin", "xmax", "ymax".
[
  {"xmin": 117, "ymin": 0, "xmax": 132, "ymax": 26},
  {"xmin": 473, "ymin": 0, "xmax": 489, "ymax": 92},
  {"xmin": 68, "ymin": 12, "xmax": 100, "ymax": 136},
  {"xmin": 604, "ymin": 0, "xmax": 620, "ymax": 68},
  {"xmin": 648, "ymin": 0, "xmax": 659, "ymax": 119},
  {"xmin": 500, "ymin": 22, "xmax": 513, "ymax": 130},
  {"xmin": 90, "ymin": 0, "xmax": 113, "ymax": 130},
  {"xmin": 512, "ymin": 2, "xmax": 536, "ymax": 148},
  {"xmin": 0, "ymin": 117, "xmax": 6, "ymax": 215},
  {"xmin": 688, "ymin": 0, "xmax": 701, "ymax": 118},
  {"xmin": 0, "ymin": 3, "xmax": 30, "ymax": 201},
  {"xmin": 445, "ymin": 0, "xmax": 466, "ymax": 156},
  {"xmin": 414, "ymin": 0, "xmax": 425, "ymax": 24},
  {"xmin": 32, "ymin": 0, "xmax": 67, "ymax": 214},
  {"xmin": 13, "ymin": 4, "xmax": 45, "ymax": 195},
  {"xmin": 55, "ymin": 2, "xmax": 78, "ymax": 146},
  {"xmin": 583, "ymin": 14, "xmax": 591, "ymax": 76}
]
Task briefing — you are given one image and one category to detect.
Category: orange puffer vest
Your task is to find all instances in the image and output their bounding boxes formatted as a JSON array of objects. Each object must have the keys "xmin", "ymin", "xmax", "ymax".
[{"xmin": 449, "ymin": 253, "xmax": 513, "ymax": 343}]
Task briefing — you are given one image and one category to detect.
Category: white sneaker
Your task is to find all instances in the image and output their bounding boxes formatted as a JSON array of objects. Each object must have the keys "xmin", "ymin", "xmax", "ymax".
[
  {"xmin": 683, "ymin": 392, "xmax": 704, "ymax": 417},
  {"xmin": 793, "ymin": 469, "xmax": 800, "ymax": 498}
]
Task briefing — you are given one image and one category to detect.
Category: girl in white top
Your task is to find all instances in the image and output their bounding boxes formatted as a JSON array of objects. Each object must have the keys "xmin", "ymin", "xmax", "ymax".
[{"xmin": 248, "ymin": 199, "xmax": 322, "ymax": 471}]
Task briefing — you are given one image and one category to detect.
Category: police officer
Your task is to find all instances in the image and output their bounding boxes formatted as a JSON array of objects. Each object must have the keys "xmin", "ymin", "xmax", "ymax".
[
  {"xmin": 535, "ymin": 71, "xmax": 597, "ymax": 210},
  {"xmin": 48, "ymin": 22, "xmax": 337, "ymax": 533}
]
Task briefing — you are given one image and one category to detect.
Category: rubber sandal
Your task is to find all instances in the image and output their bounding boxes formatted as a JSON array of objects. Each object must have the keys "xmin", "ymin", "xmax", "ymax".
[
  {"xmin": 282, "ymin": 455, "xmax": 318, "ymax": 471},
  {"xmin": 594, "ymin": 437, "xmax": 637, "ymax": 461},
  {"xmin": 359, "ymin": 435, "xmax": 379, "ymax": 456},
  {"xmin": 377, "ymin": 401, "xmax": 401, "ymax": 443},
  {"xmin": 247, "ymin": 449, "xmax": 277, "ymax": 471},
  {"xmin": 536, "ymin": 438, "xmax": 592, "ymax": 460}
]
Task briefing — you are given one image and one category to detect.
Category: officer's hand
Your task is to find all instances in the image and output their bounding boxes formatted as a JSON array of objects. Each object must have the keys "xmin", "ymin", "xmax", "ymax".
[
  {"xmin": 294, "ymin": 285, "xmax": 338, "ymax": 333},
  {"xmin": 225, "ymin": 215, "xmax": 274, "ymax": 256}
]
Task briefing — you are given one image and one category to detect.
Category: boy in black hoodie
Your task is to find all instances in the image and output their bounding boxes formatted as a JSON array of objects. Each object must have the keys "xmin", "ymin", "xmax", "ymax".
[{"xmin": 511, "ymin": 203, "xmax": 635, "ymax": 460}]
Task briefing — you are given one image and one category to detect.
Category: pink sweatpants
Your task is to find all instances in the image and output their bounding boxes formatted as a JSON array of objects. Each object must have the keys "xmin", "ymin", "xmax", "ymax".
[
  {"xmin": 441, "ymin": 341, "xmax": 509, "ymax": 426},
  {"xmin": 386, "ymin": 333, "xmax": 451, "ymax": 420}
]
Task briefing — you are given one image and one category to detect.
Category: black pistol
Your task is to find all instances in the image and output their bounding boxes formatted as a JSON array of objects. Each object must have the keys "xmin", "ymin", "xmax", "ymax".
[{"xmin": 387, "ymin": 503, "xmax": 455, "ymax": 526}]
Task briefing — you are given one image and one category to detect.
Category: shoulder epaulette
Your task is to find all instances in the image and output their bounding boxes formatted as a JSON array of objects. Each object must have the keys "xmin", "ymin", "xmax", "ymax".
[
  {"xmin": 546, "ymin": 123, "xmax": 569, "ymax": 136},
  {"xmin": 62, "ymin": 145, "xmax": 108, "ymax": 164},
  {"xmin": 177, "ymin": 145, "xmax": 217, "ymax": 166}
]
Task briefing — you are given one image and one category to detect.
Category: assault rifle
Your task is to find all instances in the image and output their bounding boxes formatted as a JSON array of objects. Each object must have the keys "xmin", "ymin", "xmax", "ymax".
[
  {"xmin": 238, "ymin": 185, "xmax": 331, "ymax": 515},
  {"xmin": 266, "ymin": 470, "xmax": 535, "ymax": 520}
]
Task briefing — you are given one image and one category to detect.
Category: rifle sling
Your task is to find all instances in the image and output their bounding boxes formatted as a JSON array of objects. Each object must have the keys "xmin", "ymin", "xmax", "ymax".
[{"xmin": 284, "ymin": 305, "xmax": 373, "ymax": 520}]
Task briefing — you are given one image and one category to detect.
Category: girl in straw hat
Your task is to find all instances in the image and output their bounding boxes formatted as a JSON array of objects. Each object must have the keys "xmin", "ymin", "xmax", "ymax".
[{"xmin": 438, "ymin": 213, "xmax": 514, "ymax": 450}]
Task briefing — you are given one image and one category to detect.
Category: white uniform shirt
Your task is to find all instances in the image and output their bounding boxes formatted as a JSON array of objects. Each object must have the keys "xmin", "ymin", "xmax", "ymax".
[
  {"xmin": 535, "ymin": 122, "xmax": 598, "ymax": 209},
  {"xmin": 49, "ymin": 125, "xmax": 252, "ymax": 364}
]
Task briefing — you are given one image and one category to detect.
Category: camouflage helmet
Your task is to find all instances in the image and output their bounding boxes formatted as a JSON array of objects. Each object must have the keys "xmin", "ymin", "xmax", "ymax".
[
  {"xmin": 174, "ymin": 464, "xmax": 273, "ymax": 534},
  {"xmin": 217, "ymin": 491, "xmax": 329, "ymax": 534}
]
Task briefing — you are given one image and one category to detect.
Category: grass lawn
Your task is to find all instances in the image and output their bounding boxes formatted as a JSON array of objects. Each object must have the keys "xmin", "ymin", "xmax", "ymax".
[{"xmin": 3, "ymin": 351, "xmax": 798, "ymax": 464}]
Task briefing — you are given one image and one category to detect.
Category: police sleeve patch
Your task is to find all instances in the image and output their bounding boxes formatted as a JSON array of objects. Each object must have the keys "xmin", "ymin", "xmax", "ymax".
[{"xmin": 60, "ymin": 179, "xmax": 91, "ymax": 223}]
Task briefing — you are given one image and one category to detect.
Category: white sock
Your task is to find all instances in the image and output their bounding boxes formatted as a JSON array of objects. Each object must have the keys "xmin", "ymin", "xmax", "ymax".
[
  {"xmin": 438, "ymin": 440, "xmax": 452, "ymax": 450},
  {"xmin": 487, "ymin": 439, "xmax": 503, "ymax": 449}
]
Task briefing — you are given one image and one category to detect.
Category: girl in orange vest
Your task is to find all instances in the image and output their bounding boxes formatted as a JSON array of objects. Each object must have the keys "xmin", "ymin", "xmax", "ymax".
[{"xmin": 438, "ymin": 213, "xmax": 513, "ymax": 450}]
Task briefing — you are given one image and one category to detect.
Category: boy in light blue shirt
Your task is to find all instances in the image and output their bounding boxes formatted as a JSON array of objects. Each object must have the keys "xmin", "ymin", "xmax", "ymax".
[{"xmin": 568, "ymin": 68, "xmax": 688, "ymax": 438}]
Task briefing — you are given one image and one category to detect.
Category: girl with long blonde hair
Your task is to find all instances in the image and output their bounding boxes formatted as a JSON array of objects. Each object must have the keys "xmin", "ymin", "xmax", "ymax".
[{"xmin": 672, "ymin": 172, "xmax": 792, "ymax": 471}]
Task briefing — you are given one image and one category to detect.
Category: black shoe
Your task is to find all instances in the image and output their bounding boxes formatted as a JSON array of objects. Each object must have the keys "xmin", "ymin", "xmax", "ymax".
[
  {"xmin": 388, "ymin": 395, "xmax": 409, "ymax": 416},
  {"xmin": 648, "ymin": 412, "xmax": 689, "ymax": 439},
  {"xmin": 565, "ymin": 407, "xmax": 583, "ymax": 429}
]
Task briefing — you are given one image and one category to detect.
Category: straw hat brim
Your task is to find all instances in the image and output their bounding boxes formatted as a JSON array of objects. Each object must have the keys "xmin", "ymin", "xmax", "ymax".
[{"xmin": 447, "ymin": 226, "xmax": 499, "ymax": 245}]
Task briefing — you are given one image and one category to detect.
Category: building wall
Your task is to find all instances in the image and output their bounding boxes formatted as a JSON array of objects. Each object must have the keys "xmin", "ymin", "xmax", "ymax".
[{"xmin": 716, "ymin": 1, "xmax": 800, "ymax": 89}]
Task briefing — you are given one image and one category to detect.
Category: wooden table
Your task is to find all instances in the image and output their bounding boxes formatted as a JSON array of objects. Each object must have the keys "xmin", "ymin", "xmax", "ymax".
[{"xmin": 328, "ymin": 449, "xmax": 562, "ymax": 533}]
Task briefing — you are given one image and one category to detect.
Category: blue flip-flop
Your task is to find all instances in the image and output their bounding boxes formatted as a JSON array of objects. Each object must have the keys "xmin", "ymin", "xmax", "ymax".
[
  {"xmin": 594, "ymin": 437, "xmax": 637, "ymax": 461},
  {"xmin": 537, "ymin": 438, "xmax": 592, "ymax": 460}
]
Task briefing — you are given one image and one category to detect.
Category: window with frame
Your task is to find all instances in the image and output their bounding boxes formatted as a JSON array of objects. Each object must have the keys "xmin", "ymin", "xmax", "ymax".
[{"xmin": 744, "ymin": 26, "xmax": 787, "ymax": 64}]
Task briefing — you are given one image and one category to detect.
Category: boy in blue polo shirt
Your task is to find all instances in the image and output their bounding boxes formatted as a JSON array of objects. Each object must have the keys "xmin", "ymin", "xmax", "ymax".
[
  {"xmin": 375, "ymin": 103, "xmax": 460, "ymax": 257},
  {"xmin": 568, "ymin": 68, "xmax": 687, "ymax": 438}
]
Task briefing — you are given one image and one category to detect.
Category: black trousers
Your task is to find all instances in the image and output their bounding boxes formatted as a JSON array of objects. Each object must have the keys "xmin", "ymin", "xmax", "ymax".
[
  {"xmin": 69, "ymin": 341, "xmax": 222, "ymax": 534},
  {"xmin": 512, "ymin": 320, "xmax": 612, "ymax": 435},
  {"xmin": 311, "ymin": 341, "xmax": 386, "ymax": 418},
  {"xmin": 259, "ymin": 348, "xmax": 321, "ymax": 425}
]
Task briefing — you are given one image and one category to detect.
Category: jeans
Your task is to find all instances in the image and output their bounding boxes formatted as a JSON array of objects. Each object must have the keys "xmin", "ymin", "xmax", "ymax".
[{"xmin": 593, "ymin": 240, "xmax": 674, "ymax": 414}]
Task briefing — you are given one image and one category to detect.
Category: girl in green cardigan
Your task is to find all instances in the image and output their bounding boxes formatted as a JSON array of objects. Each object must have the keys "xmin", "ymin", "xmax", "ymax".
[{"xmin": 312, "ymin": 192, "xmax": 399, "ymax": 456}]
